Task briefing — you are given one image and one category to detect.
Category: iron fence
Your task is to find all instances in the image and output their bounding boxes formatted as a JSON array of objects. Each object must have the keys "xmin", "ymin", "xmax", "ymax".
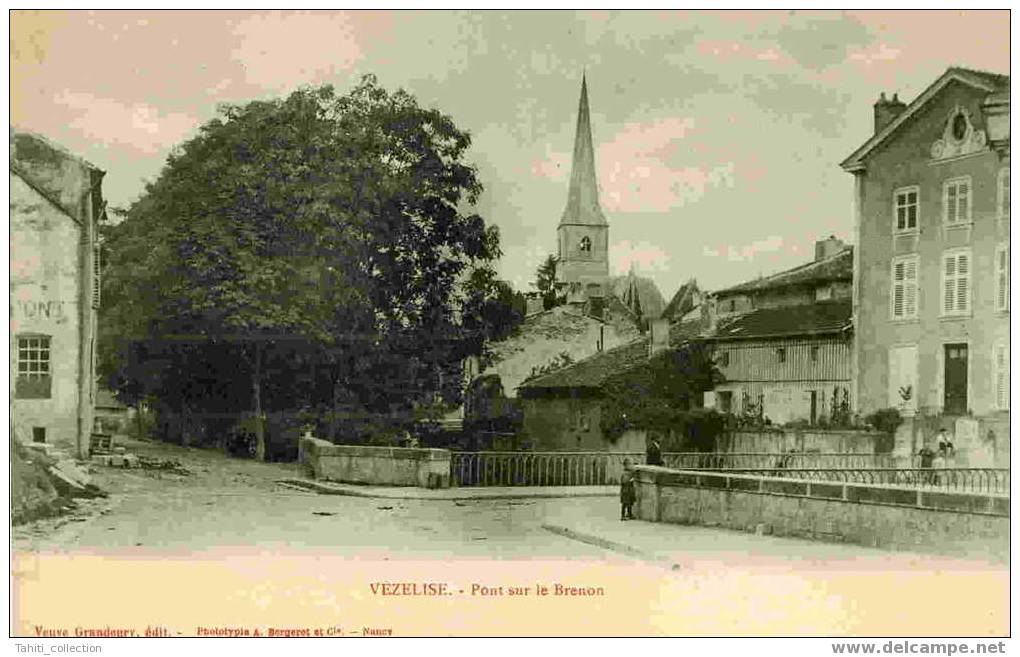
[
  {"xmin": 450, "ymin": 451, "xmax": 642, "ymax": 487},
  {"xmin": 662, "ymin": 452, "xmax": 902, "ymax": 470},
  {"xmin": 720, "ymin": 468, "xmax": 1009, "ymax": 495},
  {"xmin": 450, "ymin": 451, "xmax": 912, "ymax": 487}
]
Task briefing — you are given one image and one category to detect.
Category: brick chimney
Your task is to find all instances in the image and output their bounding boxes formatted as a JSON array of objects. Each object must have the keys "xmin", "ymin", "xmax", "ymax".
[
  {"xmin": 815, "ymin": 235, "xmax": 845, "ymax": 261},
  {"xmin": 874, "ymin": 92, "xmax": 907, "ymax": 134},
  {"xmin": 648, "ymin": 317, "xmax": 670, "ymax": 359}
]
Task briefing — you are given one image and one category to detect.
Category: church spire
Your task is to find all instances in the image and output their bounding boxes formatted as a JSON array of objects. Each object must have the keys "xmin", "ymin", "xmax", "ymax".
[{"xmin": 560, "ymin": 73, "xmax": 608, "ymax": 227}]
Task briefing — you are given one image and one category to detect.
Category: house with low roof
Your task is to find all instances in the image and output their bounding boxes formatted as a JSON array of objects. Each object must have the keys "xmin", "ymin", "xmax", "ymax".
[
  {"xmin": 703, "ymin": 239, "xmax": 854, "ymax": 425},
  {"xmin": 517, "ymin": 317, "xmax": 707, "ymax": 451}
]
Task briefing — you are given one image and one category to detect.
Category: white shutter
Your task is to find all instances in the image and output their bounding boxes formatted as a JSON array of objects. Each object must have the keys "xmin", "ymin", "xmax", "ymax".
[
  {"xmin": 956, "ymin": 253, "xmax": 969, "ymax": 312},
  {"xmin": 996, "ymin": 245, "xmax": 1009, "ymax": 311},
  {"xmin": 904, "ymin": 258, "xmax": 917, "ymax": 317},
  {"xmin": 942, "ymin": 251, "xmax": 970, "ymax": 315},
  {"xmin": 892, "ymin": 261, "xmax": 905, "ymax": 318},
  {"xmin": 995, "ymin": 345, "xmax": 1010, "ymax": 410},
  {"xmin": 943, "ymin": 254, "xmax": 955, "ymax": 314}
]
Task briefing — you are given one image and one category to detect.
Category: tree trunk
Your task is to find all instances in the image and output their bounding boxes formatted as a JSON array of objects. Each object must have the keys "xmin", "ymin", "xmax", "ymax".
[{"xmin": 253, "ymin": 341, "xmax": 266, "ymax": 461}]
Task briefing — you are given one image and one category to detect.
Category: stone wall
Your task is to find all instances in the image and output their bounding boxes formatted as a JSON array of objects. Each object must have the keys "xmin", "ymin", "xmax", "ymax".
[
  {"xmin": 717, "ymin": 428, "xmax": 888, "ymax": 454},
  {"xmin": 299, "ymin": 436, "xmax": 452, "ymax": 488},
  {"xmin": 632, "ymin": 466, "xmax": 1008, "ymax": 563}
]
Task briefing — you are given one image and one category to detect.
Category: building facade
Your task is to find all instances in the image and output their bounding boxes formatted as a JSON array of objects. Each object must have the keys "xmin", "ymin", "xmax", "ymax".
[
  {"xmin": 704, "ymin": 240, "xmax": 854, "ymax": 425},
  {"xmin": 840, "ymin": 68, "xmax": 1009, "ymax": 460},
  {"xmin": 10, "ymin": 129, "xmax": 104, "ymax": 457}
]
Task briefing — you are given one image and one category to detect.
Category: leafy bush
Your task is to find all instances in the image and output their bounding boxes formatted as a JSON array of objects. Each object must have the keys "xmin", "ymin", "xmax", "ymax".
[{"xmin": 865, "ymin": 407, "xmax": 904, "ymax": 434}]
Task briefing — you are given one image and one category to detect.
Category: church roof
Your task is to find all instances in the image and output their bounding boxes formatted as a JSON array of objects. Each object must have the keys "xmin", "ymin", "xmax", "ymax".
[
  {"xmin": 662, "ymin": 279, "xmax": 701, "ymax": 320},
  {"xmin": 608, "ymin": 273, "xmax": 666, "ymax": 319},
  {"xmin": 559, "ymin": 75, "xmax": 608, "ymax": 227}
]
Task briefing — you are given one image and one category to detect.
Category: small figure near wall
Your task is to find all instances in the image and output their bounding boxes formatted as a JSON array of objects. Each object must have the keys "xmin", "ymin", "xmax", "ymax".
[
  {"xmin": 620, "ymin": 459, "xmax": 636, "ymax": 521},
  {"xmin": 646, "ymin": 437, "xmax": 663, "ymax": 466}
]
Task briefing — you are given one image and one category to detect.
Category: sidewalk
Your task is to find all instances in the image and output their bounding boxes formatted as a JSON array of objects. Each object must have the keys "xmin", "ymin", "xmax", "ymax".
[{"xmin": 279, "ymin": 478, "xmax": 615, "ymax": 500}]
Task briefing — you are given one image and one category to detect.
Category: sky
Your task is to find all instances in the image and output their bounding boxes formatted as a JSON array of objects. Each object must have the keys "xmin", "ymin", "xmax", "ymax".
[{"xmin": 10, "ymin": 10, "xmax": 1009, "ymax": 299}]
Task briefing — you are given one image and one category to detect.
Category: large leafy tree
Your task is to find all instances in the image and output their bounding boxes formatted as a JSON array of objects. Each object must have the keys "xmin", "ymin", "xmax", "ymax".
[{"xmin": 100, "ymin": 76, "xmax": 501, "ymax": 456}]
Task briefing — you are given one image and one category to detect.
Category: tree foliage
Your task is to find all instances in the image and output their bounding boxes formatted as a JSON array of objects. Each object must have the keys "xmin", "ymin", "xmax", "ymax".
[
  {"xmin": 533, "ymin": 254, "xmax": 560, "ymax": 310},
  {"xmin": 600, "ymin": 342, "xmax": 724, "ymax": 449},
  {"xmin": 100, "ymin": 76, "xmax": 504, "ymax": 451}
]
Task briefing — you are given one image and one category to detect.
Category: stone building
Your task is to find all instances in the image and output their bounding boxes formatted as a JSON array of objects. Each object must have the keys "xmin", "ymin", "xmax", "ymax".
[
  {"xmin": 703, "ymin": 239, "xmax": 854, "ymax": 425},
  {"xmin": 10, "ymin": 129, "xmax": 104, "ymax": 457},
  {"xmin": 840, "ymin": 67, "xmax": 1009, "ymax": 463},
  {"xmin": 517, "ymin": 318, "xmax": 705, "ymax": 451}
]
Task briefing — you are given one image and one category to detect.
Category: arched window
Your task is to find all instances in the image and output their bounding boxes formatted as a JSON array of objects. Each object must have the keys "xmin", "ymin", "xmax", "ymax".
[{"xmin": 579, "ymin": 236, "xmax": 592, "ymax": 253}]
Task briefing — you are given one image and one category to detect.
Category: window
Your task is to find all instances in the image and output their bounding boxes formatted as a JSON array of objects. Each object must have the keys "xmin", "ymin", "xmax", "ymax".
[
  {"xmin": 776, "ymin": 348, "xmax": 786, "ymax": 363},
  {"xmin": 994, "ymin": 344, "xmax": 1010, "ymax": 410},
  {"xmin": 32, "ymin": 427, "xmax": 46, "ymax": 443},
  {"xmin": 16, "ymin": 335, "xmax": 52, "ymax": 399},
  {"xmin": 727, "ymin": 299, "xmax": 736, "ymax": 312},
  {"xmin": 890, "ymin": 255, "xmax": 919, "ymax": 319},
  {"xmin": 996, "ymin": 244, "xmax": 1009, "ymax": 311},
  {"xmin": 893, "ymin": 186, "xmax": 919, "ymax": 232},
  {"xmin": 942, "ymin": 250, "xmax": 971, "ymax": 316},
  {"xmin": 943, "ymin": 177, "xmax": 972, "ymax": 225},
  {"xmin": 810, "ymin": 345, "xmax": 820, "ymax": 362},
  {"xmin": 579, "ymin": 236, "xmax": 592, "ymax": 253},
  {"xmin": 718, "ymin": 351, "xmax": 730, "ymax": 367},
  {"xmin": 92, "ymin": 244, "xmax": 101, "ymax": 309},
  {"xmin": 999, "ymin": 168, "xmax": 1010, "ymax": 221}
]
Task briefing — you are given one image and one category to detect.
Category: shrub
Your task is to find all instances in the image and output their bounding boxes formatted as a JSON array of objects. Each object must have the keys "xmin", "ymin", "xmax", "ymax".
[{"xmin": 865, "ymin": 407, "xmax": 904, "ymax": 435}]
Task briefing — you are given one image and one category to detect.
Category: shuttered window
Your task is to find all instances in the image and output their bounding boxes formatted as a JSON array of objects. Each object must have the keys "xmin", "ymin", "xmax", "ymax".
[
  {"xmin": 942, "ymin": 250, "xmax": 971, "ymax": 316},
  {"xmin": 996, "ymin": 244, "xmax": 1009, "ymax": 311},
  {"xmin": 92, "ymin": 244, "xmax": 101, "ymax": 309},
  {"xmin": 994, "ymin": 344, "xmax": 1009, "ymax": 410},
  {"xmin": 890, "ymin": 255, "xmax": 919, "ymax": 319},
  {"xmin": 943, "ymin": 176, "xmax": 972, "ymax": 225},
  {"xmin": 893, "ymin": 186, "xmax": 919, "ymax": 232}
]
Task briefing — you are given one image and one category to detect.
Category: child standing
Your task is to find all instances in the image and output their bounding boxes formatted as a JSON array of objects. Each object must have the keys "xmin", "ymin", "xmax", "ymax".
[{"xmin": 620, "ymin": 459, "xmax": 636, "ymax": 521}]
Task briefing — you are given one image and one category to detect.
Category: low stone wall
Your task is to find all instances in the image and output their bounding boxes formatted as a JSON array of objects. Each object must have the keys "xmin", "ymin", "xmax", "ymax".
[
  {"xmin": 718, "ymin": 429, "xmax": 888, "ymax": 454},
  {"xmin": 299, "ymin": 436, "xmax": 452, "ymax": 488},
  {"xmin": 632, "ymin": 466, "xmax": 1008, "ymax": 563}
]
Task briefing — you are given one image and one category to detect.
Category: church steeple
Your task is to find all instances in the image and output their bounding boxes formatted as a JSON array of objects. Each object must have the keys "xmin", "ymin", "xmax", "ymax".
[{"xmin": 560, "ymin": 74, "xmax": 608, "ymax": 227}]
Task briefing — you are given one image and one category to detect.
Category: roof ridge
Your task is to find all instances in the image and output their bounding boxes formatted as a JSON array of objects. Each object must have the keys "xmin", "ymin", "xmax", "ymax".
[{"xmin": 714, "ymin": 246, "xmax": 851, "ymax": 295}]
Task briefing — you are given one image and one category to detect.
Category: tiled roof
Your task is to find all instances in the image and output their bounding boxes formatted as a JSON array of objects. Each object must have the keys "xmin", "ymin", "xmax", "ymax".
[
  {"xmin": 518, "ymin": 317, "xmax": 707, "ymax": 392},
  {"xmin": 714, "ymin": 247, "xmax": 852, "ymax": 296},
  {"xmin": 709, "ymin": 300, "xmax": 851, "ymax": 341},
  {"xmin": 662, "ymin": 279, "xmax": 700, "ymax": 320}
]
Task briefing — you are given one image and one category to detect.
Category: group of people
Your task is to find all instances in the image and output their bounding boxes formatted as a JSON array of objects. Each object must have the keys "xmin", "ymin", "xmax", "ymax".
[{"xmin": 917, "ymin": 428, "xmax": 955, "ymax": 485}]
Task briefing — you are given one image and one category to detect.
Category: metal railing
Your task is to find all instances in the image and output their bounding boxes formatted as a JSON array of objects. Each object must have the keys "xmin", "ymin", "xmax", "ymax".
[
  {"xmin": 451, "ymin": 451, "xmax": 642, "ymax": 487},
  {"xmin": 718, "ymin": 468, "xmax": 1009, "ymax": 495},
  {"xmin": 662, "ymin": 452, "xmax": 901, "ymax": 470},
  {"xmin": 450, "ymin": 451, "xmax": 912, "ymax": 487}
]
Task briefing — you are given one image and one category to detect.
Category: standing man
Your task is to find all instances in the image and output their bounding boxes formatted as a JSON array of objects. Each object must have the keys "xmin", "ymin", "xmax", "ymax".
[{"xmin": 646, "ymin": 436, "xmax": 663, "ymax": 466}]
